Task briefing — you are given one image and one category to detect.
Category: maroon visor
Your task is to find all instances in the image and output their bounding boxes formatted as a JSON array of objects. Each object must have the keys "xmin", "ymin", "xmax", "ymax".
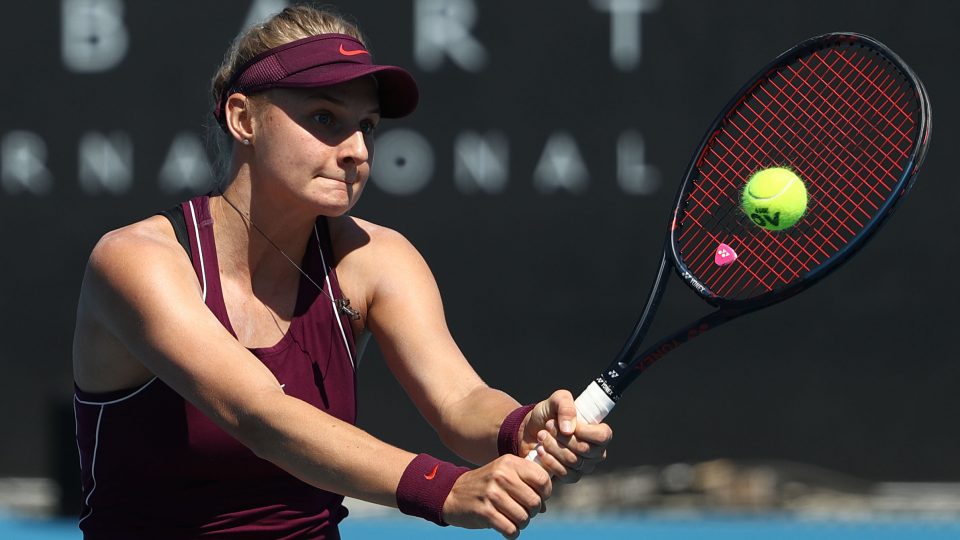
[{"xmin": 214, "ymin": 33, "xmax": 419, "ymax": 131}]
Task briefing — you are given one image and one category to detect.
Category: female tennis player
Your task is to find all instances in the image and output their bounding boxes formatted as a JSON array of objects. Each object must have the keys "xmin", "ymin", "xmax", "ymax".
[{"xmin": 72, "ymin": 4, "xmax": 611, "ymax": 539}]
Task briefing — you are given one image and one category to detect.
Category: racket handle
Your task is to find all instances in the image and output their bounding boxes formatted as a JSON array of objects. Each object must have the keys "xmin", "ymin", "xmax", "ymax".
[{"xmin": 524, "ymin": 380, "xmax": 616, "ymax": 464}]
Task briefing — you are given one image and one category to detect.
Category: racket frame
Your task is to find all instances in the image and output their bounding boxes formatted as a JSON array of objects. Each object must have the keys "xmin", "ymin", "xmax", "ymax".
[{"xmin": 602, "ymin": 32, "xmax": 931, "ymax": 403}]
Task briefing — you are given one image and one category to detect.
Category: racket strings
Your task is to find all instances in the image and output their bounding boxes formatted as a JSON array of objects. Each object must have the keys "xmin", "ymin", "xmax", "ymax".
[
  {"xmin": 676, "ymin": 41, "xmax": 921, "ymax": 300},
  {"xmin": 704, "ymin": 47, "xmax": 911, "ymax": 231}
]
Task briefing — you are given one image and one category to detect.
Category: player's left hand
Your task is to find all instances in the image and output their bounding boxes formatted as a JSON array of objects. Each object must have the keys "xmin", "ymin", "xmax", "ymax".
[{"xmin": 520, "ymin": 390, "xmax": 613, "ymax": 484}]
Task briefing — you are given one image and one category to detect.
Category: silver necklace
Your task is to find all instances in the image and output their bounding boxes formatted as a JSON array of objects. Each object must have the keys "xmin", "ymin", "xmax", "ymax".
[{"xmin": 219, "ymin": 194, "xmax": 361, "ymax": 321}]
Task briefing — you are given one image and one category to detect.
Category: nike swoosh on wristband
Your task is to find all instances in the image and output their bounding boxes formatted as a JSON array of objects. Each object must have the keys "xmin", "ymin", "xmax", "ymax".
[
  {"xmin": 339, "ymin": 44, "xmax": 369, "ymax": 56},
  {"xmin": 424, "ymin": 464, "xmax": 440, "ymax": 480}
]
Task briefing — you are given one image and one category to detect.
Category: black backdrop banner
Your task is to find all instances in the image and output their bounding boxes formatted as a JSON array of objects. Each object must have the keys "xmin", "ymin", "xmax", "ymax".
[{"xmin": 1, "ymin": 0, "xmax": 955, "ymax": 482}]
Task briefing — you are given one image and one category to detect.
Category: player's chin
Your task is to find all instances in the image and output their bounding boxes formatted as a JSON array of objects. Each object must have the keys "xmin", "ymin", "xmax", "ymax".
[
  {"xmin": 319, "ymin": 197, "xmax": 358, "ymax": 217},
  {"xmin": 311, "ymin": 184, "xmax": 364, "ymax": 215}
]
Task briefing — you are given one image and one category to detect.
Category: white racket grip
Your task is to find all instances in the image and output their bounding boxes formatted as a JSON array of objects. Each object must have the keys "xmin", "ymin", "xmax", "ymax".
[{"xmin": 524, "ymin": 381, "xmax": 617, "ymax": 463}]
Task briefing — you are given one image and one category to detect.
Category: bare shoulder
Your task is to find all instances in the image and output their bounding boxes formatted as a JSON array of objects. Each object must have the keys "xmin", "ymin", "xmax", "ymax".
[
  {"xmin": 327, "ymin": 216, "xmax": 435, "ymax": 323},
  {"xmin": 90, "ymin": 215, "xmax": 185, "ymax": 264},
  {"xmin": 86, "ymin": 215, "xmax": 194, "ymax": 289},
  {"xmin": 328, "ymin": 215, "xmax": 429, "ymax": 274},
  {"xmin": 81, "ymin": 214, "xmax": 203, "ymax": 334},
  {"xmin": 328, "ymin": 215, "xmax": 416, "ymax": 255}
]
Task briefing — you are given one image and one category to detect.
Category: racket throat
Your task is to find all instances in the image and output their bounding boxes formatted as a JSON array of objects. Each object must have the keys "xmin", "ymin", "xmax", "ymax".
[{"xmin": 605, "ymin": 309, "xmax": 735, "ymax": 397}]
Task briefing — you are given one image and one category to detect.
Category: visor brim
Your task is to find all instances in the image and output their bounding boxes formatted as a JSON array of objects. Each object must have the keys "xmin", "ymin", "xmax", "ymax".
[{"xmin": 276, "ymin": 63, "xmax": 419, "ymax": 118}]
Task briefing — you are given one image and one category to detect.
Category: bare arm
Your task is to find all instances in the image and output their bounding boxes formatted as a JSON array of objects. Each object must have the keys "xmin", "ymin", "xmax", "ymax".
[
  {"xmin": 354, "ymin": 224, "xmax": 612, "ymax": 481},
  {"xmin": 358, "ymin": 226, "xmax": 519, "ymax": 464}
]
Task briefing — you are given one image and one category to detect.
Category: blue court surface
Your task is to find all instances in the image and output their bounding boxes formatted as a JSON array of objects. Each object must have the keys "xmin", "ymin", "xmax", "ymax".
[{"xmin": 4, "ymin": 514, "xmax": 960, "ymax": 540}]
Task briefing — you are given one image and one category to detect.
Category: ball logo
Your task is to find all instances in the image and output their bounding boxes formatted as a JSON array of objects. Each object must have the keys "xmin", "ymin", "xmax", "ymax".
[{"xmin": 750, "ymin": 207, "xmax": 781, "ymax": 228}]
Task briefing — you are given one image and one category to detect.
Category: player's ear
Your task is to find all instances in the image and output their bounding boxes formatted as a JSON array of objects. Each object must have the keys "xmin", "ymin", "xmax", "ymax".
[{"xmin": 224, "ymin": 93, "xmax": 255, "ymax": 145}]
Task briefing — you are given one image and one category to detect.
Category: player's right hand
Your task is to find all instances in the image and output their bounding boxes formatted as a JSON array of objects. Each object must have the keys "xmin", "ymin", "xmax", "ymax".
[{"xmin": 441, "ymin": 454, "xmax": 552, "ymax": 539}]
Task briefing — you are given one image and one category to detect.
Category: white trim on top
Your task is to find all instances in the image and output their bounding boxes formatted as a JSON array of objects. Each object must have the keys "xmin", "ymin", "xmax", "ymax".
[
  {"xmin": 188, "ymin": 200, "xmax": 208, "ymax": 302},
  {"xmin": 77, "ymin": 405, "xmax": 104, "ymax": 525},
  {"xmin": 74, "ymin": 377, "xmax": 159, "ymax": 406},
  {"xmin": 73, "ymin": 401, "xmax": 82, "ymax": 470}
]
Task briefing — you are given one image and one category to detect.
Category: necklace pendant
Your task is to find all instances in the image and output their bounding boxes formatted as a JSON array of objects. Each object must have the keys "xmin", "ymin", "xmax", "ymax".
[{"xmin": 336, "ymin": 298, "xmax": 361, "ymax": 321}]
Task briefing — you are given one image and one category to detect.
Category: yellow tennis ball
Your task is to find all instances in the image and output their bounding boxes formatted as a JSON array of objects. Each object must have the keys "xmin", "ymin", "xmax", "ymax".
[{"xmin": 741, "ymin": 167, "xmax": 808, "ymax": 231}]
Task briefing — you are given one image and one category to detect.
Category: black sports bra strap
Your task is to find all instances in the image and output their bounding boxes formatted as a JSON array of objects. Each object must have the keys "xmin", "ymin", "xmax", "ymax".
[{"xmin": 158, "ymin": 204, "xmax": 193, "ymax": 259}]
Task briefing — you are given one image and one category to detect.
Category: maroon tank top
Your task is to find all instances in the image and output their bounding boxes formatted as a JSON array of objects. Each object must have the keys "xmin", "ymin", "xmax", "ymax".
[{"xmin": 75, "ymin": 195, "xmax": 358, "ymax": 539}]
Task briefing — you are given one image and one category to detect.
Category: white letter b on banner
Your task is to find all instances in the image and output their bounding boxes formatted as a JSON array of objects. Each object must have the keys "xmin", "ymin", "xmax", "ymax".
[{"xmin": 62, "ymin": 0, "xmax": 129, "ymax": 73}]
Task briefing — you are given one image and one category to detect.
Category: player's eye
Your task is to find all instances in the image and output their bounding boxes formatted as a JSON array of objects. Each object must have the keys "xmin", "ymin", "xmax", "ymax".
[
  {"xmin": 359, "ymin": 120, "xmax": 378, "ymax": 136},
  {"xmin": 313, "ymin": 111, "xmax": 335, "ymax": 126}
]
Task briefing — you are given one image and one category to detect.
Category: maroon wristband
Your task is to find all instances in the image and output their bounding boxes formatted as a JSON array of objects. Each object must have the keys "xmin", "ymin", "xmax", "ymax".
[
  {"xmin": 497, "ymin": 404, "xmax": 536, "ymax": 457},
  {"xmin": 396, "ymin": 454, "xmax": 469, "ymax": 526}
]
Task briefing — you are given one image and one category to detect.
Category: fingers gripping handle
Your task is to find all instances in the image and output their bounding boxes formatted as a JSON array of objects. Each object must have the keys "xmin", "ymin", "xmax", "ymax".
[
  {"xmin": 572, "ymin": 380, "xmax": 618, "ymax": 424},
  {"xmin": 525, "ymin": 381, "xmax": 616, "ymax": 463}
]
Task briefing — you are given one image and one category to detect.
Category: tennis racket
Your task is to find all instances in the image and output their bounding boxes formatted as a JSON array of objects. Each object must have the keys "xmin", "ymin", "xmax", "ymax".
[{"xmin": 529, "ymin": 32, "xmax": 932, "ymax": 461}]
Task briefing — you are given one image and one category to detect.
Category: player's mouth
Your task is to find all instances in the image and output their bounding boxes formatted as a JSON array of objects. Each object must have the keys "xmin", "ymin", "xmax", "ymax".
[{"xmin": 317, "ymin": 174, "xmax": 358, "ymax": 185}]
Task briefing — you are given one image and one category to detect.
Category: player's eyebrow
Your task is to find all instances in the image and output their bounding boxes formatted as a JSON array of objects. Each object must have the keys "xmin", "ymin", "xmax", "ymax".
[{"xmin": 305, "ymin": 90, "xmax": 380, "ymax": 114}]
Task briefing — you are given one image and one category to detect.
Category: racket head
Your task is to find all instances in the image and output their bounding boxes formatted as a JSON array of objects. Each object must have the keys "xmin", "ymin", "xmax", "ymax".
[{"xmin": 669, "ymin": 32, "xmax": 931, "ymax": 310}]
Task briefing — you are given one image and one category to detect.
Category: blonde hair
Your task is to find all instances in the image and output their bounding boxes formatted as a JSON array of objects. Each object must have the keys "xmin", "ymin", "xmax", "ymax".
[
  {"xmin": 211, "ymin": 4, "xmax": 367, "ymax": 108},
  {"xmin": 208, "ymin": 3, "xmax": 367, "ymax": 184}
]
